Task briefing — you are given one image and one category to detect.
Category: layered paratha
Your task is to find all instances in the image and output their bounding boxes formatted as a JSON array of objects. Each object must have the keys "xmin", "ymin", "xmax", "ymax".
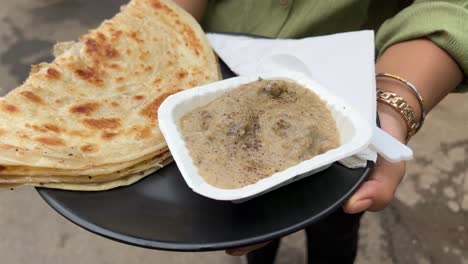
[
  {"xmin": 0, "ymin": 0, "xmax": 220, "ymax": 189},
  {"xmin": 0, "ymin": 148, "xmax": 167, "ymax": 176},
  {"xmin": 0, "ymin": 151, "xmax": 172, "ymax": 184},
  {"xmin": 1, "ymin": 155, "xmax": 173, "ymax": 191}
]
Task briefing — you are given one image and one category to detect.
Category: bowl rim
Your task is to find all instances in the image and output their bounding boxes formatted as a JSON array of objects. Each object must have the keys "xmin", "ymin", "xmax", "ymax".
[{"xmin": 158, "ymin": 72, "xmax": 373, "ymax": 201}]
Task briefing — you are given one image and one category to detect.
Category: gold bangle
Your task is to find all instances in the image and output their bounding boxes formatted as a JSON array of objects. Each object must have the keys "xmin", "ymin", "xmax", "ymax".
[
  {"xmin": 376, "ymin": 73, "xmax": 425, "ymax": 134},
  {"xmin": 377, "ymin": 88, "xmax": 419, "ymax": 140}
]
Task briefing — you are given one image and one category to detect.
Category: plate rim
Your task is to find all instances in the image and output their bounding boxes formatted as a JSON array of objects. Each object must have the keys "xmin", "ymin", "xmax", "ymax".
[{"xmin": 36, "ymin": 161, "xmax": 373, "ymax": 252}]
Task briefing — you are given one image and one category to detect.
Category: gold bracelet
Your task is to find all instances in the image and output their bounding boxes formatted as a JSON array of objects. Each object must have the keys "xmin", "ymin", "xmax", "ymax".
[
  {"xmin": 376, "ymin": 73, "xmax": 425, "ymax": 134},
  {"xmin": 377, "ymin": 88, "xmax": 419, "ymax": 140}
]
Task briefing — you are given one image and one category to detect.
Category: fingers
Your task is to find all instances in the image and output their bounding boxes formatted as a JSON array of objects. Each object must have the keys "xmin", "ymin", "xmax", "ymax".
[
  {"xmin": 225, "ymin": 241, "xmax": 271, "ymax": 256},
  {"xmin": 343, "ymin": 179, "xmax": 389, "ymax": 214},
  {"xmin": 343, "ymin": 158, "xmax": 405, "ymax": 214}
]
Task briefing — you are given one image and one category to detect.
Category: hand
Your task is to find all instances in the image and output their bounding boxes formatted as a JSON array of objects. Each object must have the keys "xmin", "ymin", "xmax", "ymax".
[
  {"xmin": 172, "ymin": 0, "xmax": 207, "ymax": 21},
  {"xmin": 343, "ymin": 102, "xmax": 408, "ymax": 214}
]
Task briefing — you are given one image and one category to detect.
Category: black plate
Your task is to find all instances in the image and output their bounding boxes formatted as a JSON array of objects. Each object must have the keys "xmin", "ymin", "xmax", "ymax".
[{"xmin": 37, "ymin": 61, "xmax": 374, "ymax": 251}]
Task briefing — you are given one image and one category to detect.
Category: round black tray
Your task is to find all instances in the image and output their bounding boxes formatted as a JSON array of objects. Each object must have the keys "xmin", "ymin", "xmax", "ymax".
[{"xmin": 37, "ymin": 61, "xmax": 374, "ymax": 251}]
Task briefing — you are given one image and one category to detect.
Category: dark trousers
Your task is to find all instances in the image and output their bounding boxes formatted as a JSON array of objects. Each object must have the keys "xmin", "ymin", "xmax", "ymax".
[{"xmin": 247, "ymin": 209, "xmax": 363, "ymax": 264}]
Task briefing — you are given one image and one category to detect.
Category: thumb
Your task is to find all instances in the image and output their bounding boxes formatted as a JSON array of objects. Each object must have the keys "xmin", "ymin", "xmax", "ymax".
[{"xmin": 343, "ymin": 158, "xmax": 405, "ymax": 214}]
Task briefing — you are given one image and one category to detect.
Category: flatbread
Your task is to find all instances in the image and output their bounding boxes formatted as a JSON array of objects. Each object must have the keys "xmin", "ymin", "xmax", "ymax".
[
  {"xmin": 1, "ymin": 157, "xmax": 173, "ymax": 191},
  {"xmin": 0, "ymin": 147, "xmax": 167, "ymax": 176},
  {"xmin": 0, "ymin": 0, "xmax": 220, "ymax": 170},
  {"xmin": 0, "ymin": 0, "xmax": 220, "ymax": 191},
  {"xmin": 0, "ymin": 151, "xmax": 172, "ymax": 184}
]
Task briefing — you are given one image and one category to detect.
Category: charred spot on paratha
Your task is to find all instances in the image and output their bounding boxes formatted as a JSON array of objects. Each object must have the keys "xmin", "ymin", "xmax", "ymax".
[
  {"xmin": 46, "ymin": 68, "xmax": 61, "ymax": 79},
  {"xmin": 150, "ymin": 0, "xmax": 171, "ymax": 12},
  {"xmin": 177, "ymin": 70, "xmax": 188, "ymax": 79},
  {"xmin": 136, "ymin": 126, "xmax": 152, "ymax": 140},
  {"xmin": 139, "ymin": 89, "xmax": 181, "ymax": 121},
  {"xmin": 1, "ymin": 103, "xmax": 19, "ymax": 114},
  {"xmin": 152, "ymin": 77, "xmax": 161, "ymax": 84},
  {"xmin": 101, "ymin": 132, "xmax": 119, "ymax": 140},
  {"xmin": 42, "ymin": 124, "xmax": 62, "ymax": 133},
  {"xmin": 80, "ymin": 144, "xmax": 99, "ymax": 153},
  {"xmin": 109, "ymin": 64, "xmax": 121, "ymax": 70},
  {"xmin": 179, "ymin": 22, "xmax": 202, "ymax": 56},
  {"xmin": 82, "ymin": 118, "xmax": 121, "ymax": 130},
  {"xmin": 20, "ymin": 91, "xmax": 44, "ymax": 104},
  {"xmin": 74, "ymin": 67, "xmax": 104, "ymax": 87},
  {"xmin": 84, "ymin": 38, "xmax": 120, "ymax": 60},
  {"xmin": 111, "ymin": 30, "xmax": 123, "ymax": 40},
  {"xmin": 34, "ymin": 137, "xmax": 65, "ymax": 146},
  {"xmin": 26, "ymin": 123, "xmax": 62, "ymax": 133},
  {"xmin": 70, "ymin": 102, "xmax": 100, "ymax": 115},
  {"xmin": 129, "ymin": 31, "xmax": 144, "ymax": 44}
]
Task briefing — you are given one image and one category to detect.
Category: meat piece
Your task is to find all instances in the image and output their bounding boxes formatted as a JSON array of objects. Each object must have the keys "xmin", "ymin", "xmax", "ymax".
[{"xmin": 263, "ymin": 81, "xmax": 286, "ymax": 98}]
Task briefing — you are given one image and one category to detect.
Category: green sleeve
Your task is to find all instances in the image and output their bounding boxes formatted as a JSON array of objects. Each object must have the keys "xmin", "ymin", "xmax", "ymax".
[{"xmin": 375, "ymin": 0, "xmax": 468, "ymax": 92}]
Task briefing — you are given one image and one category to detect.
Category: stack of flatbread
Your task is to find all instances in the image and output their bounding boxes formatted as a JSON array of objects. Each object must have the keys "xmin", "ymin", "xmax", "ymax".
[{"xmin": 0, "ymin": 0, "xmax": 220, "ymax": 191}]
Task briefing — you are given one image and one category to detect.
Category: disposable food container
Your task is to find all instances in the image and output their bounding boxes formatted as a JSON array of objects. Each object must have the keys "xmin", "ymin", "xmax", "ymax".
[{"xmin": 158, "ymin": 72, "xmax": 373, "ymax": 202}]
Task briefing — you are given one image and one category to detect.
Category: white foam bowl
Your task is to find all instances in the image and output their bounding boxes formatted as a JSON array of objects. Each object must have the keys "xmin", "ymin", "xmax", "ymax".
[{"xmin": 158, "ymin": 72, "xmax": 373, "ymax": 203}]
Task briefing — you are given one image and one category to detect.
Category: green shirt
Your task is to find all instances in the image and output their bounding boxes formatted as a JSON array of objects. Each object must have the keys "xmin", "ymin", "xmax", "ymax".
[{"xmin": 202, "ymin": 0, "xmax": 468, "ymax": 91}]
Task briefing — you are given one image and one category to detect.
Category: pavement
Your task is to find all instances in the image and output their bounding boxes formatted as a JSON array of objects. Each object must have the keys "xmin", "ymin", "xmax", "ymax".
[{"xmin": 0, "ymin": 0, "xmax": 467, "ymax": 263}]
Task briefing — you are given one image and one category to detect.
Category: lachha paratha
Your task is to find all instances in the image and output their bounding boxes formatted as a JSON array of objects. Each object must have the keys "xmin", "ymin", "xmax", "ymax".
[
  {"xmin": 0, "ymin": 0, "xmax": 220, "ymax": 190},
  {"xmin": 0, "ymin": 148, "xmax": 167, "ymax": 177},
  {"xmin": 0, "ymin": 0, "xmax": 219, "ymax": 170},
  {"xmin": 0, "ymin": 151, "xmax": 172, "ymax": 184},
  {"xmin": 1, "ymin": 156, "xmax": 174, "ymax": 191}
]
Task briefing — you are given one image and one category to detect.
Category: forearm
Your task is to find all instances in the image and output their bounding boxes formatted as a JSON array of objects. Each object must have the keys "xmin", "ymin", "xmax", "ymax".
[
  {"xmin": 171, "ymin": 0, "xmax": 207, "ymax": 22},
  {"xmin": 375, "ymin": 38, "xmax": 463, "ymax": 141}
]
